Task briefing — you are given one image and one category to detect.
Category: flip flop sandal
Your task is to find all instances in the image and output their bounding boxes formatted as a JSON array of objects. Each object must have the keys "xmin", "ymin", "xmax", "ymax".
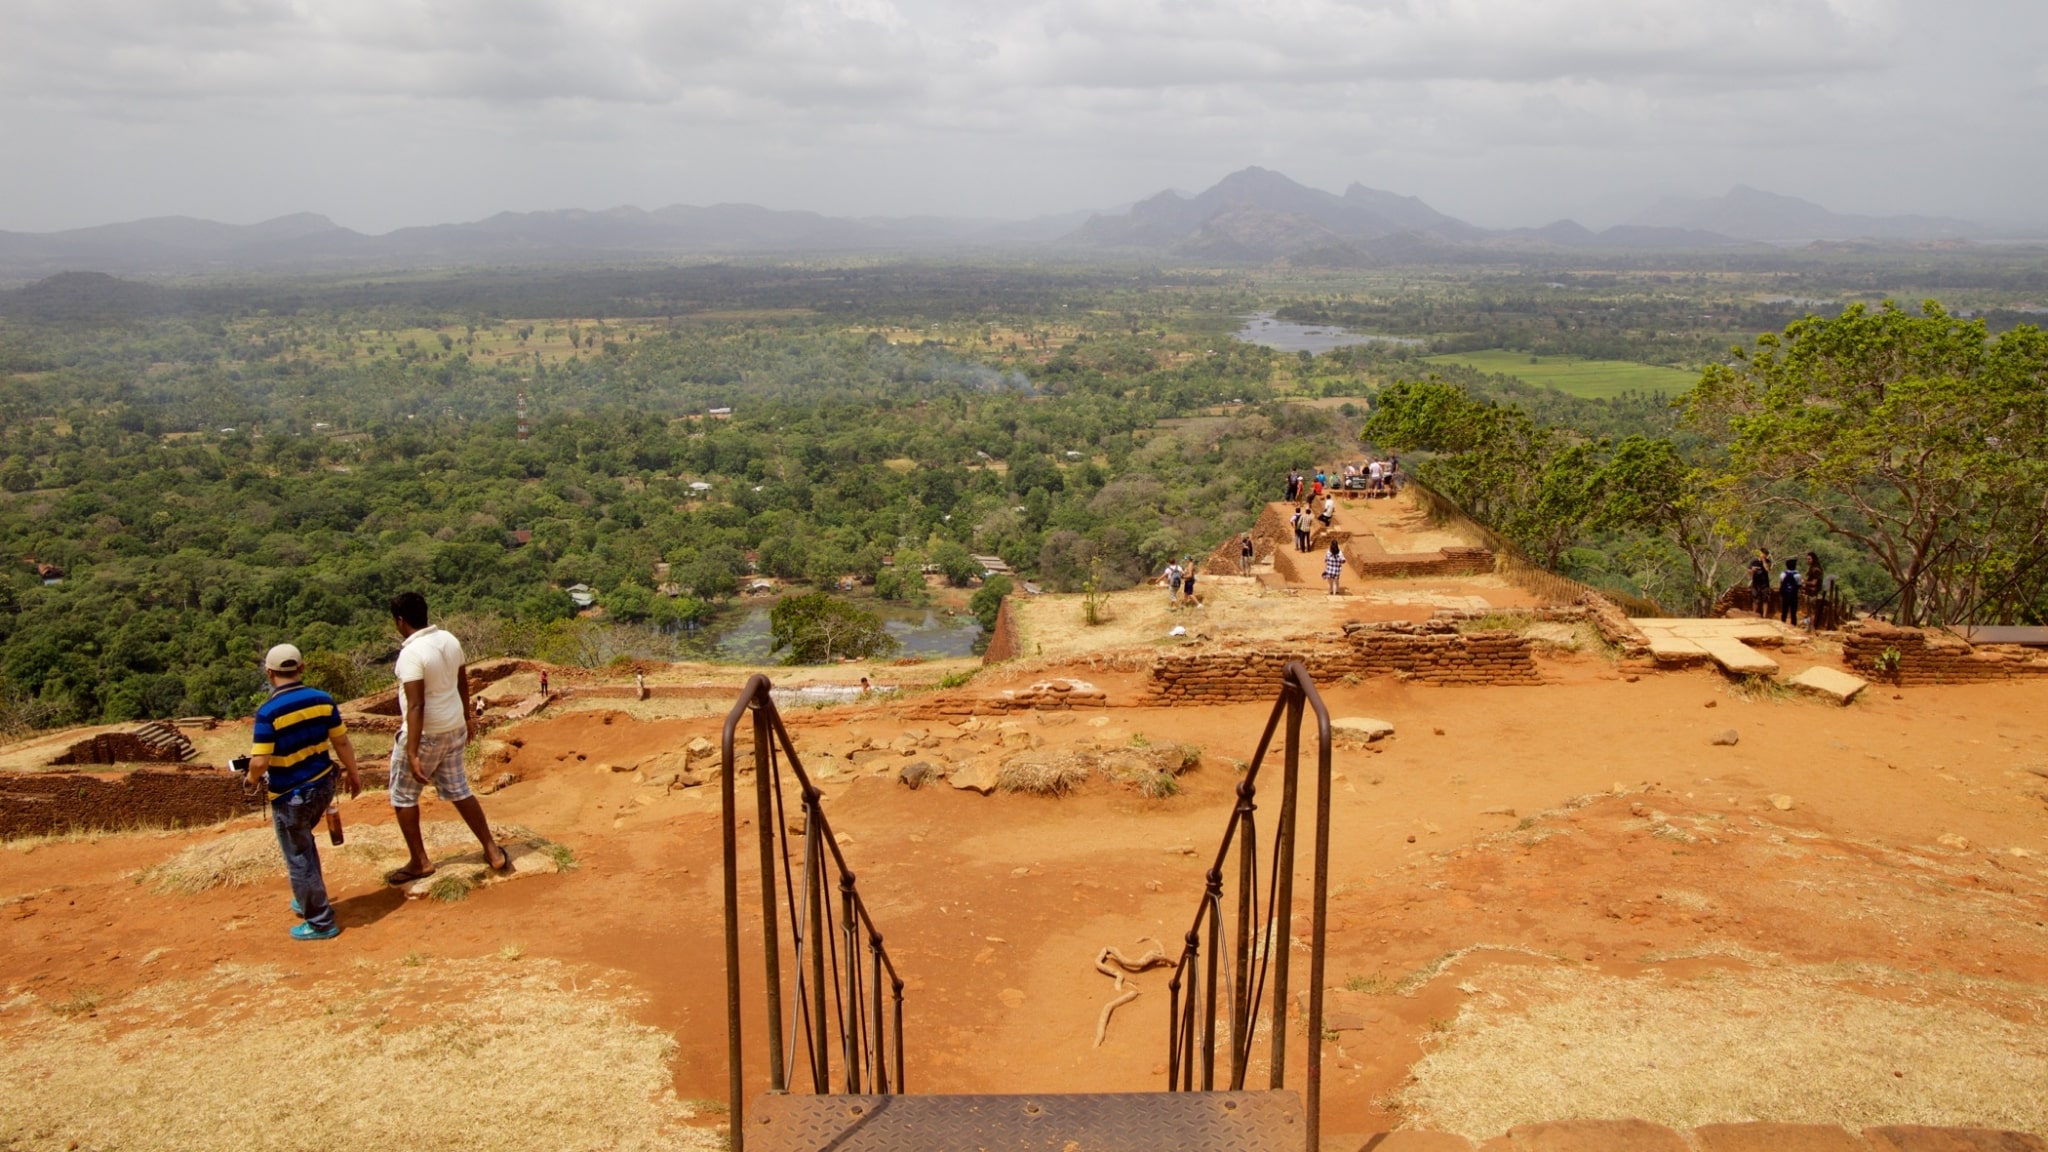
[{"xmin": 384, "ymin": 865, "xmax": 436, "ymax": 886}]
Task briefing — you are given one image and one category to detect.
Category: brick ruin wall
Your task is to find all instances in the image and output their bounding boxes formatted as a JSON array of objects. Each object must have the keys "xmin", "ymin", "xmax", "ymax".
[
  {"xmin": 1201, "ymin": 504, "xmax": 1293, "ymax": 576},
  {"xmin": 1349, "ymin": 545, "xmax": 1495, "ymax": 580},
  {"xmin": 50, "ymin": 731, "xmax": 188, "ymax": 766},
  {"xmin": 1146, "ymin": 622, "xmax": 1540, "ymax": 702},
  {"xmin": 1, "ymin": 765, "xmax": 395, "ymax": 840},
  {"xmin": 1845, "ymin": 621, "xmax": 2048, "ymax": 686},
  {"xmin": 981, "ymin": 595, "xmax": 1024, "ymax": 664}
]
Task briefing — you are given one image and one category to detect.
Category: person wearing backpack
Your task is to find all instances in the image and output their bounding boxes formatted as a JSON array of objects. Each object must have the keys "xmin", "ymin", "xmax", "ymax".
[{"xmin": 1777, "ymin": 558, "xmax": 1801, "ymax": 625}]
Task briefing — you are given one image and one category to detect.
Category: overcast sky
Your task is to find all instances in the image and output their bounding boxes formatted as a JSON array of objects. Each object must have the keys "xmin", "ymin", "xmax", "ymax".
[{"xmin": 3, "ymin": 0, "xmax": 2044, "ymax": 234}]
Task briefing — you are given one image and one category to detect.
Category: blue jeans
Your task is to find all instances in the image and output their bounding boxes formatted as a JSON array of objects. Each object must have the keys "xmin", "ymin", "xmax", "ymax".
[{"xmin": 272, "ymin": 778, "xmax": 337, "ymax": 933}]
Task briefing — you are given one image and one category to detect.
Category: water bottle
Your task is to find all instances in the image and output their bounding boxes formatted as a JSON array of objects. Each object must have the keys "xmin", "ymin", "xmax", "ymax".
[{"xmin": 326, "ymin": 800, "xmax": 344, "ymax": 846}]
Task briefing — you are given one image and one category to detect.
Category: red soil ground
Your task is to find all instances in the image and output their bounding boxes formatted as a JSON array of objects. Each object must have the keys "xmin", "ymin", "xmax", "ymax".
[{"xmin": 5, "ymin": 648, "xmax": 2045, "ymax": 1142}]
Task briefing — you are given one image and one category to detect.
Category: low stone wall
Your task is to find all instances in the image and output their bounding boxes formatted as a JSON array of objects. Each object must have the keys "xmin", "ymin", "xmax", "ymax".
[
  {"xmin": 50, "ymin": 727, "xmax": 193, "ymax": 766},
  {"xmin": 1202, "ymin": 504, "xmax": 1293, "ymax": 576},
  {"xmin": 1146, "ymin": 621, "xmax": 1540, "ymax": 702},
  {"xmin": 0, "ymin": 765, "xmax": 393, "ymax": 840},
  {"xmin": 981, "ymin": 596, "xmax": 1023, "ymax": 665},
  {"xmin": 1846, "ymin": 621, "xmax": 2048, "ymax": 686},
  {"xmin": 907, "ymin": 678, "xmax": 1109, "ymax": 719},
  {"xmin": 1350, "ymin": 544, "xmax": 1495, "ymax": 580},
  {"xmin": 1579, "ymin": 590, "xmax": 1651, "ymax": 658}
]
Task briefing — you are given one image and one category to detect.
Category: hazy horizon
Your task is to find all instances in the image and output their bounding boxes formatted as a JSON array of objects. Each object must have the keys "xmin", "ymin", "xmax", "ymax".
[{"xmin": 5, "ymin": 0, "xmax": 2046, "ymax": 235}]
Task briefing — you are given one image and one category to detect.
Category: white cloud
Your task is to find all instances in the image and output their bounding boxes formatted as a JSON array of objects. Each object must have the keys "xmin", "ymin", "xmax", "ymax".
[{"xmin": 0, "ymin": 0, "xmax": 2041, "ymax": 231}]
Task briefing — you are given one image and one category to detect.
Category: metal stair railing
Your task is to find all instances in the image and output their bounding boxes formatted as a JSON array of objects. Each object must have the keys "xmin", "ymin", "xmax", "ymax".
[
  {"xmin": 721, "ymin": 674, "xmax": 905, "ymax": 1152},
  {"xmin": 1165, "ymin": 661, "xmax": 1333, "ymax": 1150}
]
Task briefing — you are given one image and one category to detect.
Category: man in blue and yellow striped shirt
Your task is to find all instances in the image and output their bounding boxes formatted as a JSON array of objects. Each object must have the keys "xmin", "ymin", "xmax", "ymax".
[{"xmin": 247, "ymin": 643, "xmax": 362, "ymax": 940}]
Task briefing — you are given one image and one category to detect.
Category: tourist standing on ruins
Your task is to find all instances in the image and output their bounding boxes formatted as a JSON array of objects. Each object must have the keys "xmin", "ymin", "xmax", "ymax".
[
  {"xmin": 1777, "ymin": 558, "xmax": 1801, "ymax": 625},
  {"xmin": 384, "ymin": 591, "xmax": 512, "ymax": 886},
  {"xmin": 245, "ymin": 643, "xmax": 361, "ymax": 940},
  {"xmin": 1323, "ymin": 540, "xmax": 1345, "ymax": 596},
  {"xmin": 1181, "ymin": 557, "xmax": 1200, "ymax": 607},
  {"xmin": 1239, "ymin": 533, "xmax": 1254, "ymax": 575},
  {"xmin": 1748, "ymin": 551, "xmax": 1772, "ymax": 616},
  {"xmin": 1320, "ymin": 492, "xmax": 1336, "ymax": 528},
  {"xmin": 1293, "ymin": 506, "xmax": 1311, "ymax": 552},
  {"xmin": 1162, "ymin": 558, "xmax": 1184, "ymax": 607}
]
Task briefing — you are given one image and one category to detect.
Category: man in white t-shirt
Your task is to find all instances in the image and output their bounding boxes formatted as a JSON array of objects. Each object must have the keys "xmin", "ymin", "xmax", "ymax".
[{"xmin": 384, "ymin": 591, "xmax": 510, "ymax": 885}]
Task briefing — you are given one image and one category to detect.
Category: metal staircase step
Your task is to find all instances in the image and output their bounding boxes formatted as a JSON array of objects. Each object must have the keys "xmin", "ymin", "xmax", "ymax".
[{"xmin": 747, "ymin": 1091, "xmax": 1303, "ymax": 1152}]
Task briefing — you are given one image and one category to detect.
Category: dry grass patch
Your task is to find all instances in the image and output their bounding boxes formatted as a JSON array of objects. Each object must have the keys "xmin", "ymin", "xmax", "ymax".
[
  {"xmin": 1397, "ymin": 963, "xmax": 2048, "ymax": 1138},
  {"xmin": 0, "ymin": 958, "xmax": 720, "ymax": 1152},
  {"xmin": 139, "ymin": 821, "xmax": 553, "ymax": 893}
]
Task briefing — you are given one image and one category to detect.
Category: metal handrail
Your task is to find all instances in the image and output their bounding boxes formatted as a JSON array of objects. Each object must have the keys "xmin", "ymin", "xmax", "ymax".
[
  {"xmin": 1165, "ymin": 661, "xmax": 1333, "ymax": 1150},
  {"xmin": 721, "ymin": 674, "xmax": 905, "ymax": 1152}
]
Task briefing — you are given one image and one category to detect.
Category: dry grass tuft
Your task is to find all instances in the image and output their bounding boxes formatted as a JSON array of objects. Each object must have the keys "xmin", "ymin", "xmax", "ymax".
[
  {"xmin": 0, "ymin": 958, "xmax": 719, "ymax": 1152},
  {"xmin": 139, "ymin": 822, "xmax": 550, "ymax": 893},
  {"xmin": 997, "ymin": 752, "xmax": 1092, "ymax": 796},
  {"xmin": 1397, "ymin": 964, "xmax": 2048, "ymax": 1138}
]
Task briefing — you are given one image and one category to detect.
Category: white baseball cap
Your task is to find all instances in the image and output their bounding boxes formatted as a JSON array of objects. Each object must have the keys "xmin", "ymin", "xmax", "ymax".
[{"xmin": 264, "ymin": 644, "xmax": 304, "ymax": 673}]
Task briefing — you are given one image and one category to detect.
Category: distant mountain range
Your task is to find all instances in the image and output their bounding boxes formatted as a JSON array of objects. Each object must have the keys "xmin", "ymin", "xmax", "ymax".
[{"xmin": 0, "ymin": 169, "xmax": 2032, "ymax": 277}]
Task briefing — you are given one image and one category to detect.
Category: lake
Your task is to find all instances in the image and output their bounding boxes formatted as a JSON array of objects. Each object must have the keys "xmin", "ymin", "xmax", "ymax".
[
  {"xmin": 676, "ymin": 601, "xmax": 983, "ymax": 662},
  {"xmin": 1234, "ymin": 312, "xmax": 1424, "ymax": 354}
]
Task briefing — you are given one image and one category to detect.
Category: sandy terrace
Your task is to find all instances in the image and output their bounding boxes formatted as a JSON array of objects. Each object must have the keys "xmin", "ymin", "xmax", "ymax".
[{"xmin": 5, "ymin": 647, "xmax": 2047, "ymax": 1148}]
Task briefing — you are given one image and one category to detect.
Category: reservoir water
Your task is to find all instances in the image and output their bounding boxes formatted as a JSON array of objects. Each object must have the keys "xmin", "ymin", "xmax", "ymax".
[
  {"xmin": 677, "ymin": 602, "xmax": 982, "ymax": 663},
  {"xmin": 1234, "ymin": 312, "xmax": 1424, "ymax": 354}
]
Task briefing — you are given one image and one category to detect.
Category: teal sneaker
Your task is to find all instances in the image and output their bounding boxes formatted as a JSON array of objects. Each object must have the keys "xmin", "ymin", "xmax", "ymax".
[
  {"xmin": 290, "ymin": 898, "xmax": 303, "ymax": 917},
  {"xmin": 290, "ymin": 922, "xmax": 341, "ymax": 941}
]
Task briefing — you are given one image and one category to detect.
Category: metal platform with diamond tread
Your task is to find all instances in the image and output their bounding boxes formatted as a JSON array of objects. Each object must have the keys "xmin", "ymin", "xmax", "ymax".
[{"xmin": 747, "ymin": 1091, "xmax": 1304, "ymax": 1152}]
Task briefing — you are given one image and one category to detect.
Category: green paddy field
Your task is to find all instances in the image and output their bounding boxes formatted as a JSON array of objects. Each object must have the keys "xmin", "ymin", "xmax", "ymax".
[{"xmin": 1422, "ymin": 350, "xmax": 1700, "ymax": 399}]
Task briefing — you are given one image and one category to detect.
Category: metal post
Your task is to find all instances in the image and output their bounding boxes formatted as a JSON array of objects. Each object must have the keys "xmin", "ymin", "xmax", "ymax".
[
  {"xmin": 842, "ymin": 872, "xmax": 861, "ymax": 1094},
  {"xmin": 1166, "ymin": 972, "xmax": 1181, "ymax": 1089},
  {"xmin": 892, "ymin": 979, "xmax": 906, "ymax": 1093},
  {"xmin": 806, "ymin": 803, "xmax": 828, "ymax": 1092},
  {"xmin": 1305, "ymin": 676, "xmax": 1333, "ymax": 1152},
  {"xmin": 751, "ymin": 694, "xmax": 785, "ymax": 1093},
  {"xmin": 1268, "ymin": 678, "xmax": 1303, "ymax": 1089},
  {"xmin": 1201, "ymin": 882, "xmax": 1221, "ymax": 1091},
  {"xmin": 1230, "ymin": 781, "xmax": 1257, "ymax": 1088},
  {"xmin": 870, "ymin": 935, "xmax": 887, "ymax": 1093},
  {"xmin": 719, "ymin": 690, "xmax": 748, "ymax": 1152}
]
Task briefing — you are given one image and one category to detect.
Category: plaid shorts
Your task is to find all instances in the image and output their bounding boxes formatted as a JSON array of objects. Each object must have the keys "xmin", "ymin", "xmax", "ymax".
[{"xmin": 389, "ymin": 729, "xmax": 473, "ymax": 807}]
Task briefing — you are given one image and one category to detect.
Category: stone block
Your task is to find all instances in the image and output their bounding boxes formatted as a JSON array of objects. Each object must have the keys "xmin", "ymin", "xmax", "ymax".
[
  {"xmin": 1695, "ymin": 1123, "xmax": 1870, "ymax": 1152},
  {"xmin": 1698, "ymin": 635, "xmax": 1780, "ymax": 676},
  {"xmin": 1787, "ymin": 665, "xmax": 1870, "ymax": 705},
  {"xmin": 948, "ymin": 760, "xmax": 998, "ymax": 795},
  {"xmin": 1332, "ymin": 716, "xmax": 1396, "ymax": 743},
  {"xmin": 1496, "ymin": 1119, "xmax": 1689, "ymax": 1152}
]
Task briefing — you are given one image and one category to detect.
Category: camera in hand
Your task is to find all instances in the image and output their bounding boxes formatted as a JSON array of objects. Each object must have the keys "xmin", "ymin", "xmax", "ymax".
[{"xmin": 229, "ymin": 754, "xmax": 251, "ymax": 775}]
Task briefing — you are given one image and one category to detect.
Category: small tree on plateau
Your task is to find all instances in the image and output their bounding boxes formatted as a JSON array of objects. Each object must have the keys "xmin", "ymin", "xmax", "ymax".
[
  {"xmin": 769, "ymin": 592, "xmax": 900, "ymax": 665},
  {"xmin": 1687, "ymin": 301, "xmax": 2048, "ymax": 625}
]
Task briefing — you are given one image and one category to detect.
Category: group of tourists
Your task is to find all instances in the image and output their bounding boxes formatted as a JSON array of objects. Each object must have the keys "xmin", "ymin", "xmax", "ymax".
[
  {"xmin": 246, "ymin": 591, "xmax": 510, "ymax": 941},
  {"xmin": 1283, "ymin": 458, "xmax": 1400, "ymax": 504},
  {"xmin": 1746, "ymin": 548, "xmax": 1831, "ymax": 628},
  {"xmin": 1289, "ymin": 499, "xmax": 1335, "ymax": 552},
  {"xmin": 1160, "ymin": 555, "xmax": 1203, "ymax": 609}
]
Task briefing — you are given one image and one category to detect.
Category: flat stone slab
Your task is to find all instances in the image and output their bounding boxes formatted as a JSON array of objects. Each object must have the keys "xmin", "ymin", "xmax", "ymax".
[
  {"xmin": 1646, "ymin": 634, "xmax": 1709, "ymax": 663},
  {"xmin": 1697, "ymin": 635, "xmax": 1780, "ymax": 676},
  {"xmin": 1331, "ymin": 716, "xmax": 1395, "ymax": 742},
  {"xmin": 1787, "ymin": 665, "xmax": 1870, "ymax": 705},
  {"xmin": 402, "ymin": 839, "xmax": 563, "ymax": 899}
]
